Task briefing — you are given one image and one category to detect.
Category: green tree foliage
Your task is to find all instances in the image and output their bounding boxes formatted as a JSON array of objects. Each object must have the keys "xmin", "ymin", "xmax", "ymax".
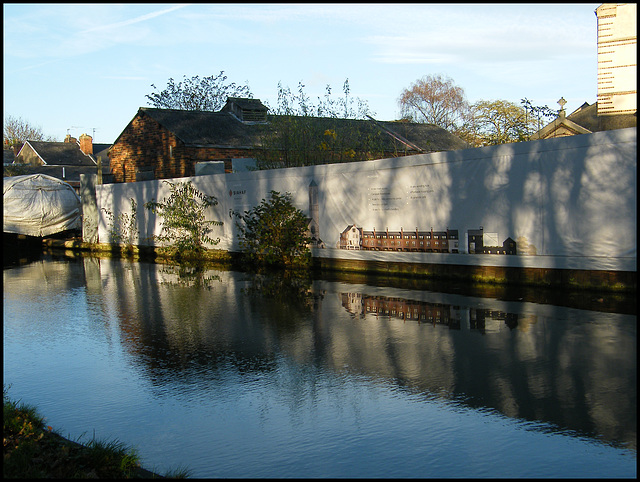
[
  {"xmin": 256, "ymin": 79, "xmax": 386, "ymax": 168},
  {"xmin": 520, "ymin": 98, "xmax": 557, "ymax": 139},
  {"xmin": 467, "ymin": 99, "xmax": 528, "ymax": 145},
  {"xmin": 457, "ymin": 99, "xmax": 558, "ymax": 146},
  {"xmin": 144, "ymin": 180, "xmax": 222, "ymax": 258},
  {"xmin": 3, "ymin": 115, "xmax": 56, "ymax": 148},
  {"xmin": 397, "ymin": 74, "xmax": 470, "ymax": 131},
  {"xmin": 145, "ymin": 72, "xmax": 252, "ymax": 111},
  {"xmin": 233, "ymin": 190, "xmax": 311, "ymax": 268}
]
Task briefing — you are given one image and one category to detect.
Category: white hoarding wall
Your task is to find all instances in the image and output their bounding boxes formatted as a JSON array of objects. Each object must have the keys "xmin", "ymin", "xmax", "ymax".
[{"xmin": 96, "ymin": 127, "xmax": 637, "ymax": 272}]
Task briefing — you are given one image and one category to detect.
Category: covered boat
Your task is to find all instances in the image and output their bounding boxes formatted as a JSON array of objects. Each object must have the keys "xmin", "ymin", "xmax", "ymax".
[{"xmin": 3, "ymin": 174, "xmax": 81, "ymax": 237}]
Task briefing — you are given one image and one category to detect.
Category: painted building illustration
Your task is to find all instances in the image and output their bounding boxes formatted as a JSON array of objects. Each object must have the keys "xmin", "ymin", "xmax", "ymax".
[
  {"xmin": 339, "ymin": 225, "xmax": 459, "ymax": 253},
  {"xmin": 339, "ymin": 224, "xmax": 516, "ymax": 255},
  {"xmin": 467, "ymin": 227, "xmax": 516, "ymax": 255}
]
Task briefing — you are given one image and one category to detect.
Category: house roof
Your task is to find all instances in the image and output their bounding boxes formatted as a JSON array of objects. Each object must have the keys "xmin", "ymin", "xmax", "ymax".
[
  {"xmin": 139, "ymin": 108, "xmax": 271, "ymax": 148},
  {"xmin": 6, "ymin": 165, "xmax": 109, "ymax": 185},
  {"xmin": 530, "ymin": 101, "xmax": 637, "ymax": 139},
  {"xmin": 223, "ymin": 97, "xmax": 268, "ymax": 112},
  {"xmin": 18, "ymin": 141, "xmax": 98, "ymax": 166},
  {"xmin": 92, "ymin": 143, "xmax": 111, "ymax": 164},
  {"xmin": 10, "ymin": 140, "xmax": 111, "ymax": 184},
  {"xmin": 134, "ymin": 107, "xmax": 469, "ymax": 153},
  {"xmin": 566, "ymin": 102, "xmax": 599, "ymax": 132}
]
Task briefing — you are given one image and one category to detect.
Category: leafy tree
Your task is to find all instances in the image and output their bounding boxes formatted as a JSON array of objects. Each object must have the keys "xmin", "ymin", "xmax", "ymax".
[
  {"xmin": 520, "ymin": 98, "xmax": 557, "ymax": 140},
  {"xmin": 457, "ymin": 99, "xmax": 558, "ymax": 146},
  {"xmin": 144, "ymin": 180, "xmax": 222, "ymax": 258},
  {"xmin": 232, "ymin": 190, "xmax": 311, "ymax": 268},
  {"xmin": 397, "ymin": 74, "xmax": 469, "ymax": 131},
  {"xmin": 145, "ymin": 72, "xmax": 252, "ymax": 111},
  {"xmin": 3, "ymin": 115, "xmax": 56, "ymax": 148},
  {"xmin": 256, "ymin": 80, "xmax": 384, "ymax": 169},
  {"xmin": 467, "ymin": 99, "xmax": 528, "ymax": 146}
]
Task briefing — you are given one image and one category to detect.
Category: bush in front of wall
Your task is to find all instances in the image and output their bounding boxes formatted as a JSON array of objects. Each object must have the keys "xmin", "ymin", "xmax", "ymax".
[{"xmin": 233, "ymin": 190, "xmax": 311, "ymax": 268}]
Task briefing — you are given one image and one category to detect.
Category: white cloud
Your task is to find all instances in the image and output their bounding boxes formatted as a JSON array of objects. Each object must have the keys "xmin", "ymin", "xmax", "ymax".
[{"xmin": 80, "ymin": 4, "xmax": 189, "ymax": 34}]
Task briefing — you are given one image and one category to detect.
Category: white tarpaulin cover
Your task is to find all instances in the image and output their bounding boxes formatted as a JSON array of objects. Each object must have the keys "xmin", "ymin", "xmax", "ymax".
[{"xmin": 3, "ymin": 174, "xmax": 81, "ymax": 237}]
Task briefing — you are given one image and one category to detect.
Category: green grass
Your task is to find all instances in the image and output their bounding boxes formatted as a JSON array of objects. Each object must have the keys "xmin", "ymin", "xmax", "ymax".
[{"xmin": 3, "ymin": 385, "xmax": 191, "ymax": 478}]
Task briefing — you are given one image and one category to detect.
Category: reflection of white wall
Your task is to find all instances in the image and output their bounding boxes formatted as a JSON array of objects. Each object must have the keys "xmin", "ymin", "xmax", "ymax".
[{"xmin": 96, "ymin": 128, "xmax": 636, "ymax": 272}]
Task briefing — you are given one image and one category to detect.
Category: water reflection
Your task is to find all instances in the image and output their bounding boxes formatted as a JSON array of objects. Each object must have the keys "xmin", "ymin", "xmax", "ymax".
[
  {"xmin": 3, "ymin": 256, "xmax": 637, "ymax": 476},
  {"xmin": 336, "ymin": 290, "xmax": 636, "ymax": 449}
]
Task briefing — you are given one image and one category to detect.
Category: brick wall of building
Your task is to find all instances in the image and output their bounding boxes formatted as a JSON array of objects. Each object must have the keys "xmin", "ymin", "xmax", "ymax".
[{"xmin": 109, "ymin": 111, "xmax": 256, "ymax": 183}]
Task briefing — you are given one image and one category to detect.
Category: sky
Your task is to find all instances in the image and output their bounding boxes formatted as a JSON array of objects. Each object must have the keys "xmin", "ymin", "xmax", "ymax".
[{"xmin": 3, "ymin": 3, "xmax": 601, "ymax": 144}]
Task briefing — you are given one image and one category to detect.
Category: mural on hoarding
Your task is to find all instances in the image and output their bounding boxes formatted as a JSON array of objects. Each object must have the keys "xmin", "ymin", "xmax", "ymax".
[
  {"xmin": 95, "ymin": 128, "xmax": 636, "ymax": 272},
  {"xmin": 338, "ymin": 225, "xmax": 517, "ymax": 255}
]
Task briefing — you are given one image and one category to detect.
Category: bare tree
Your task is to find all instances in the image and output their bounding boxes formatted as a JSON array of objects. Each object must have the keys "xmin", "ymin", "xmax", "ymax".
[
  {"xmin": 3, "ymin": 115, "xmax": 56, "ymax": 148},
  {"xmin": 145, "ymin": 72, "xmax": 252, "ymax": 111},
  {"xmin": 398, "ymin": 74, "xmax": 469, "ymax": 131}
]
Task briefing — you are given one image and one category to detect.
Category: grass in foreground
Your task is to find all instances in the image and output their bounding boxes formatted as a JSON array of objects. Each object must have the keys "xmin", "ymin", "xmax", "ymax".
[{"xmin": 3, "ymin": 386, "xmax": 190, "ymax": 478}]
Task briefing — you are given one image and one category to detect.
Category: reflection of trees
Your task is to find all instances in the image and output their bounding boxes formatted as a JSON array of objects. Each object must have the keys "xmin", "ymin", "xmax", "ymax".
[
  {"xmin": 336, "ymin": 288, "xmax": 635, "ymax": 450},
  {"xmin": 91, "ymin": 259, "xmax": 635, "ymax": 451},
  {"xmin": 157, "ymin": 261, "xmax": 222, "ymax": 290},
  {"xmin": 242, "ymin": 270, "xmax": 323, "ymax": 333}
]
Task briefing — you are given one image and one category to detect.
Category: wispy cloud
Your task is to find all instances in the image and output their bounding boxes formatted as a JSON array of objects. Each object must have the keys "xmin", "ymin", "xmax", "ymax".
[{"xmin": 80, "ymin": 4, "xmax": 190, "ymax": 34}]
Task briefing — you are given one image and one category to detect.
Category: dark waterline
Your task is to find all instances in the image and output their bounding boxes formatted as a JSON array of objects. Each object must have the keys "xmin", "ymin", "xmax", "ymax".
[{"xmin": 3, "ymin": 255, "xmax": 636, "ymax": 478}]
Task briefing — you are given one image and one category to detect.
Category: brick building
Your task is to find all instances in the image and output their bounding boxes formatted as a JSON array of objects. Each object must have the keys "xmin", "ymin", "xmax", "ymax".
[{"xmin": 109, "ymin": 98, "xmax": 469, "ymax": 183}]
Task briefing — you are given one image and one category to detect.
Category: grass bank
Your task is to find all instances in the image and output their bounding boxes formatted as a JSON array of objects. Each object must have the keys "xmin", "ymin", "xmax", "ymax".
[{"xmin": 3, "ymin": 386, "xmax": 190, "ymax": 479}]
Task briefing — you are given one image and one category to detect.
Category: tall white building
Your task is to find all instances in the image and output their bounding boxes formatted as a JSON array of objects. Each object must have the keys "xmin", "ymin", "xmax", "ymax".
[{"xmin": 595, "ymin": 4, "xmax": 637, "ymax": 120}]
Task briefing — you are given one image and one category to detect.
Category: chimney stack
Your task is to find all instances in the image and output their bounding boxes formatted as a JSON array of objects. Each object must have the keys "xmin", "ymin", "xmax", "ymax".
[
  {"xmin": 64, "ymin": 134, "xmax": 77, "ymax": 144},
  {"xmin": 79, "ymin": 133, "xmax": 93, "ymax": 155}
]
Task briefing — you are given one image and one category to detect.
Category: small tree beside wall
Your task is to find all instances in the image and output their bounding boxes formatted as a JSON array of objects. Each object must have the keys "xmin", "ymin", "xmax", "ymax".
[
  {"xmin": 232, "ymin": 190, "xmax": 311, "ymax": 268},
  {"xmin": 144, "ymin": 180, "xmax": 222, "ymax": 260}
]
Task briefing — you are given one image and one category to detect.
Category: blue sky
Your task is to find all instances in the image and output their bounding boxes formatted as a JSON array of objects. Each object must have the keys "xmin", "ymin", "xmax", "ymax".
[{"xmin": 4, "ymin": 3, "xmax": 600, "ymax": 144}]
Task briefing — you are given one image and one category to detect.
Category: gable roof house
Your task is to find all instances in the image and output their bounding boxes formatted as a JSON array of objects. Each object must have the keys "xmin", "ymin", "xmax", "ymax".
[
  {"xmin": 530, "ymin": 101, "xmax": 599, "ymax": 140},
  {"xmin": 13, "ymin": 134, "xmax": 111, "ymax": 190},
  {"xmin": 108, "ymin": 98, "xmax": 469, "ymax": 183}
]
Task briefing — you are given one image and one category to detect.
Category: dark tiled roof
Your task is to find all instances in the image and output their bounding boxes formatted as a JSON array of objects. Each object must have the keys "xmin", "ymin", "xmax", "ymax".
[
  {"xmin": 224, "ymin": 97, "xmax": 268, "ymax": 111},
  {"xmin": 138, "ymin": 108, "xmax": 469, "ymax": 153},
  {"xmin": 567, "ymin": 102, "xmax": 599, "ymax": 132},
  {"xmin": 376, "ymin": 119, "xmax": 470, "ymax": 152},
  {"xmin": 93, "ymin": 144, "xmax": 111, "ymax": 165},
  {"xmin": 140, "ymin": 108, "xmax": 270, "ymax": 147},
  {"xmin": 22, "ymin": 141, "xmax": 97, "ymax": 166},
  {"xmin": 5, "ymin": 164, "xmax": 108, "ymax": 184}
]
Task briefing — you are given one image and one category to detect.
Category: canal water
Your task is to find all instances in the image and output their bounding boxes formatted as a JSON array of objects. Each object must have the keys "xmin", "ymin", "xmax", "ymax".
[{"xmin": 3, "ymin": 255, "xmax": 636, "ymax": 478}]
